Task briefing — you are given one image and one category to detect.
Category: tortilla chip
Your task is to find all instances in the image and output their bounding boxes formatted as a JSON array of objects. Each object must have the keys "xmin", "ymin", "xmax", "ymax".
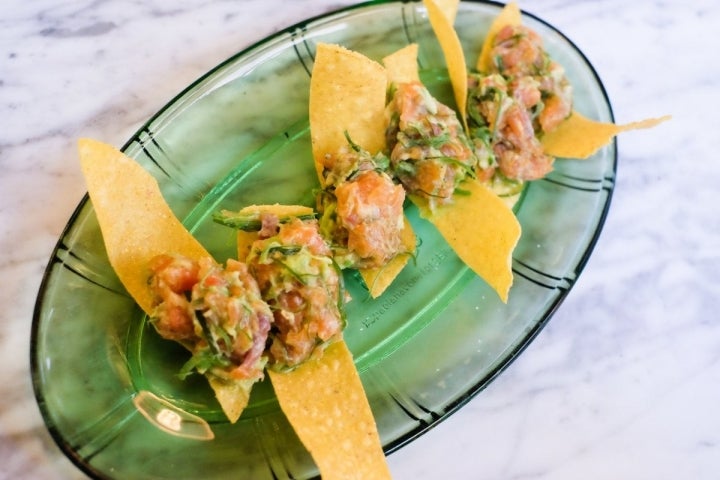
[
  {"xmin": 236, "ymin": 203, "xmax": 315, "ymax": 219},
  {"xmin": 208, "ymin": 376, "xmax": 255, "ymax": 424},
  {"xmin": 237, "ymin": 209, "xmax": 390, "ymax": 476},
  {"xmin": 79, "ymin": 138, "xmax": 252, "ymax": 424},
  {"xmin": 310, "ymin": 43, "xmax": 387, "ymax": 178},
  {"xmin": 268, "ymin": 341, "xmax": 391, "ymax": 480},
  {"xmin": 78, "ymin": 138, "xmax": 210, "ymax": 314},
  {"xmin": 382, "ymin": 44, "xmax": 421, "ymax": 84},
  {"xmin": 310, "ymin": 43, "xmax": 415, "ymax": 297},
  {"xmin": 431, "ymin": 0, "xmax": 459, "ymax": 23},
  {"xmin": 423, "ymin": 0, "xmax": 469, "ymax": 131},
  {"xmin": 414, "ymin": 180, "xmax": 521, "ymax": 302},
  {"xmin": 541, "ymin": 111, "xmax": 672, "ymax": 159},
  {"xmin": 476, "ymin": 2, "xmax": 522, "ymax": 73}
]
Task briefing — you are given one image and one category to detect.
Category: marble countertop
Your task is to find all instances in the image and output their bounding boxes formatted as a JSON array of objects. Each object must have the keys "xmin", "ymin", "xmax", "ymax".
[{"xmin": 2, "ymin": 0, "xmax": 718, "ymax": 478}]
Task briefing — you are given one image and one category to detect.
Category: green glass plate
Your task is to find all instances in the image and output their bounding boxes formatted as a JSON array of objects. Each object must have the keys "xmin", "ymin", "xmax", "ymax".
[{"xmin": 31, "ymin": 1, "xmax": 616, "ymax": 478}]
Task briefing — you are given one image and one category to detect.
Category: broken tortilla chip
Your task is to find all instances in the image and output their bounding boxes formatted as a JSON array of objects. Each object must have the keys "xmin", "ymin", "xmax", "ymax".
[
  {"xmin": 268, "ymin": 342, "xmax": 391, "ymax": 480},
  {"xmin": 310, "ymin": 43, "xmax": 415, "ymax": 298},
  {"xmin": 541, "ymin": 111, "xmax": 672, "ymax": 159},
  {"xmin": 414, "ymin": 180, "xmax": 521, "ymax": 303},
  {"xmin": 423, "ymin": 0, "xmax": 469, "ymax": 132},
  {"xmin": 78, "ymin": 138, "xmax": 252, "ymax": 423}
]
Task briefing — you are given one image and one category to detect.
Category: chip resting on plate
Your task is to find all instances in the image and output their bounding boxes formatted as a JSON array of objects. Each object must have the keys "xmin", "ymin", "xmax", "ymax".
[
  {"xmin": 78, "ymin": 138, "xmax": 210, "ymax": 315},
  {"xmin": 260, "ymin": 43, "xmax": 394, "ymax": 478},
  {"xmin": 78, "ymin": 138, "xmax": 260, "ymax": 423},
  {"xmin": 268, "ymin": 342, "xmax": 392, "ymax": 480}
]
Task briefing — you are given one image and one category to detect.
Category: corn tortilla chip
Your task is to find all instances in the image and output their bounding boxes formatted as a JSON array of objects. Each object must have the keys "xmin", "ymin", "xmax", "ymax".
[
  {"xmin": 310, "ymin": 43, "xmax": 415, "ymax": 298},
  {"xmin": 236, "ymin": 203, "xmax": 315, "ymax": 219},
  {"xmin": 423, "ymin": 0, "xmax": 469, "ymax": 132},
  {"xmin": 78, "ymin": 138, "xmax": 252, "ymax": 424},
  {"xmin": 360, "ymin": 216, "xmax": 416, "ymax": 297},
  {"xmin": 78, "ymin": 138, "xmax": 210, "ymax": 314},
  {"xmin": 476, "ymin": 2, "xmax": 522, "ymax": 73},
  {"xmin": 382, "ymin": 44, "xmax": 420, "ymax": 84},
  {"xmin": 233, "ymin": 206, "xmax": 391, "ymax": 476},
  {"xmin": 541, "ymin": 111, "xmax": 672, "ymax": 159},
  {"xmin": 268, "ymin": 341, "xmax": 391, "ymax": 480},
  {"xmin": 310, "ymin": 43, "xmax": 387, "ymax": 176},
  {"xmin": 431, "ymin": 0, "xmax": 459, "ymax": 23},
  {"xmin": 413, "ymin": 180, "xmax": 520, "ymax": 303}
]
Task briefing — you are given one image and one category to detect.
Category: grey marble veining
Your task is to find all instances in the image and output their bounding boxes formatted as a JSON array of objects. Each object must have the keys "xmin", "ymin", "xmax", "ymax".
[{"xmin": 2, "ymin": 0, "xmax": 719, "ymax": 478}]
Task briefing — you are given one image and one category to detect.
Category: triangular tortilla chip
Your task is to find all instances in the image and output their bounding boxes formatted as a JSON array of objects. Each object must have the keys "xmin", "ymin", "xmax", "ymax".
[
  {"xmin": 310, "ymin": 43, "xmax": 388, "ymax": 176},
  {"xmin": 476, "ymin": 2, "xmax": 522, "ymax": 73},
  {"xmin": 78, "ymin": 138, "xmax": 210, "ymax": 314},
  {"xmin": 382, "ymin": 44, "xmax": 421, "ymax": 84},
  {"xmin": 268, "ymin": 342, "xmax": 391, "ymax": 480},
  {"xmin": 78, "ymin": 138, "xmax": 250, "ymax": 423},
  {"xmin": 541, "ymin": 111, "xmax": 672, "ymax": 158},
  {"xmin": 423, "ymin": 0, "xmax": 469, "ymax": 132},
  {"xmin": 310, "ymin": 43, "xmax": 415, "ymax": 298},
  {"xmin": 413, "ymin": 180, "xmax": 521, "ymax": 303}
]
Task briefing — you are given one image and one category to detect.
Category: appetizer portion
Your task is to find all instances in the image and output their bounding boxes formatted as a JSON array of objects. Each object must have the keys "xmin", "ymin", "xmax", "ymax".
[
  {"xmin": 468, "ymin": 19, "xmax": 572, "ymax": 182},
  {"xmin": 245, "ymin": 214, "xmax": 346, "ymax": 370},
  {"xmin": 309, "ymin": 42, "xmax": 416, "ymax": 298},
  {"xmin": 78, "ymin": 138, "xmax": 257, "ymax": 423},
  {"xmin": 316, "ymin": 140, "xmax": 406, "ymax": 269},
  {"xmin": 148, "ymin": 255, "xmax": 272, "ymax": 383},
  {"xmin": 467, "ymin": 72, "xmax": 555, "ymax": 182},
  {"xmin": 219, "ymin": 203, "xmax": 392, "ymax": 479},
  {"xmin": 382, "ymin": 44, "xmax": 521, "ymax": 303},
  {"xmin": 428, "ymin": 0, "xmax": 669, "ymax": 162},
  {"xmin": 386, "ymin": 80, "xmax": 477, "ymax": 209}
]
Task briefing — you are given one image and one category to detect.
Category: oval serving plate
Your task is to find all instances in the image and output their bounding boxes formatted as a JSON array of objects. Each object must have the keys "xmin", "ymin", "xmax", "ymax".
[{"xmin": 31, "ymin": 1, "xmax": 615, "ymax": 478}]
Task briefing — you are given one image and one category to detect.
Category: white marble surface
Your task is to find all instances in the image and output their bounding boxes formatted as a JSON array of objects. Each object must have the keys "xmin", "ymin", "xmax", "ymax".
[{"xmin": 2, "ymin": 0, "xmax": 718, "ymax": 478}]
